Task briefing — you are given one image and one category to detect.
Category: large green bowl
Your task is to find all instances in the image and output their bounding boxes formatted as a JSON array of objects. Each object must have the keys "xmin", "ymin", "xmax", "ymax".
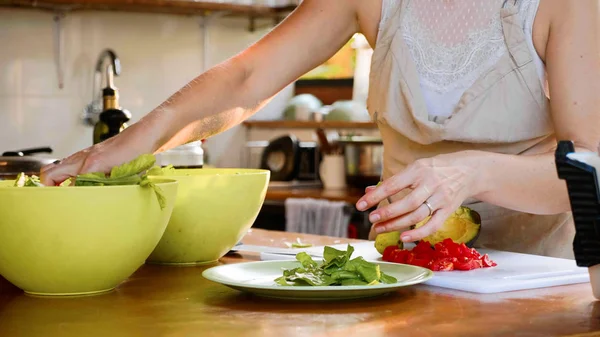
[
  {"xmin": 146, "ymin": 168, "xmax": 270, "ymax": 265},
  {"xmin": 0, "ymin": 178, "xmax": 178, "ymax": 296}
]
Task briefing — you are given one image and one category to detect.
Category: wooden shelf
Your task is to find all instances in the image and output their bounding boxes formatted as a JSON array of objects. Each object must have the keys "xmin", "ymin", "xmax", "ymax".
[
  {"xmin": 243, "ymin": 120, "xmax": 378, "ymax": 129},
  {"xmin": 266, "ymin": 187, "xmax": 364, "ymax": 205},
  {"xmin": 0, "ymin": 0, "xmax": 298, "ymax": 17}
]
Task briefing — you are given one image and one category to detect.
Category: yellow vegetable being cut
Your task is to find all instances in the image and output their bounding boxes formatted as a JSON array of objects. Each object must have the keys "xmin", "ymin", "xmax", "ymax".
[
  {"xmin": 413, "ymin": 206, "xmax": 481, "ymax": 247},
  {"xmin": 374, "ymin": 231, "xmax": 403, "ymax": 255}
]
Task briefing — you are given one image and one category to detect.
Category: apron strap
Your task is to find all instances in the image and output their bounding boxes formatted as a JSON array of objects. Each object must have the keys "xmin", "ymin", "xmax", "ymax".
[
  {"xmin": 501, "ymin": 1, "xmax": 533, "ymax": 68},
  {"xmin": 502, "ymin": 0, "xmax": 518, "ymax": 9}
]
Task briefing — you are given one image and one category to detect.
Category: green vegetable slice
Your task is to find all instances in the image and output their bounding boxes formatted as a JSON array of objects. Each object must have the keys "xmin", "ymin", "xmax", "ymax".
[{"xmin": 13, "ymin": 173, "xmax": 44, "ymax": 187}]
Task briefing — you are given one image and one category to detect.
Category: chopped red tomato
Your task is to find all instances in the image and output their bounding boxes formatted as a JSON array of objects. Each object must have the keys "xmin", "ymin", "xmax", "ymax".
[
  {"xmin": 480, "ymin": 254, "xmax": 497, "ymax": 267},
  {"xmin": 412, "ymin": 258, "xmax": 432, "ymax": 268},
  {"xmin": 382, "ymin": 246, "xmax": 397, "ymax": 261},
  {"xmin": 454, "ymin": 257, "xmax": 483, "ymax": 271},
  {"xmin": 380, "ymin": 238, "xmax": 496, "ymax": 272},
  {"xmin": 413, "ymin": 241, "xmax": 434, "ymax": 256},
  {"xmin": 431, "ymin": 258, "xmax": 454, "ymax": 271},
  {"xmin": 434, "ymin": 243, "xmax": 451, "ymax": 258},
  {"xmin": 446, "ymin": 243, "xmax": 462, "ymax": 257},
  {"xmin": 391, "ymin": 249, "xmax": 409, "ymax": 264},
  {"xmin": 405, "ymin": 252, "xmax": 416, "ymax": 265}
]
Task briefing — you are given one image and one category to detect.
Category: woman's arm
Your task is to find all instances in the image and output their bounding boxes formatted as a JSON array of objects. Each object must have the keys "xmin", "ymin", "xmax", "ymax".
[
  {"xmin": 41, "ymin": 0, "xmax": 360, "ymax": 185},
  {"xmin": 152, "ymin": 0, "xmax": 361, "ymax": 152},
  {"xmin": 360, "ymin": 0, "xmax": 600, "ymax": 240}
]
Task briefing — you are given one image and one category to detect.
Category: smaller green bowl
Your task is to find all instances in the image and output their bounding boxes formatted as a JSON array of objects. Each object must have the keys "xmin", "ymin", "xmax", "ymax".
[{"xmin": 146, "ymin": 168, "xmax": 270, "ymax": 265}]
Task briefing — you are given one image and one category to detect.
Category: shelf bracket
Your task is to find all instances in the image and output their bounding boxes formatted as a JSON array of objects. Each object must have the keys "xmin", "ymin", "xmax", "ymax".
[
  {"xmin": 198, "ymin": 11, "xmax": 228, "ymax": 72},
  {"xmin": 53, "ymin": 11, "xmax": 67, "ymax": 89}
]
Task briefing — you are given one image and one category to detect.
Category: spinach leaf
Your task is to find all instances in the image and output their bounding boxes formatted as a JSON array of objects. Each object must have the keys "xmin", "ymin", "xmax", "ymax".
[
  {"xmin": 340, "ymin": 278, "xmax": 369, "ymax": 286},
  {"xmin": 146, "ymin": 164, "xmax": 175, "ymax": 176},
  {"xmin": 296, "ymin": 252, "xmax": 318, "ymax": 269},
  {"xmin": 283, "ymin": 270, "xmax": 333, "ymax": 286},
  {"xmin": 275, "ymin": 244, "xmax": 398, "ymax": 287},
  {"xmin": 379, "ymin": 272, "xmax": 398, "ymax": 284},
  {"xmin": 322, "ymin": 245, "xmax": 354, "ymax": 274},
  {"xmin": 12, "ymin": 154, "xmax": 171, "ymax": 210},
  {"xmin": 329, "ymin": 270, "xmax": 361, "ymax": 282},
  {"xmin": 74, "ymin": 173, "xmax": 141, "ymax": 186},
  {"xmin": 140, "ymin": 176, "xmax": 167, "ymax": 210},
  {"xmin": 109, "ymin": 154, "xmax": 156, "ymax": 179}
]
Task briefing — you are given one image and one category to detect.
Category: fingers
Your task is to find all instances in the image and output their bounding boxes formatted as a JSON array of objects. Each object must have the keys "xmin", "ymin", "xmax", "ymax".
[
  {"xmin": 356, "ymin": 170, "xmax": 417, "ymax": 211},
  {"xmin": 399, "ymin": 207, "xmax": 453, "ymax": 242},
  {"xmin": 371, "ymin": 190, "xmax": 443, "ymax": 237},
  {"xmin": 372, "ymin": 202, "xmax": 431, "ymax": 235},
  {"xmin": 40, "ymin": 160, "xmax": 78, "ymax": 186},
  {"xmin": 40, "ymin": 151, "xmax": 88, "ymax": 186},
  {"xmin": 368, "ymin": 185, "xmax": 431, "ymax": 224}
]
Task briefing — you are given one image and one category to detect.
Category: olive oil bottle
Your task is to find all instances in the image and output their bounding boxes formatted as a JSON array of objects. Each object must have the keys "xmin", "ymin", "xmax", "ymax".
[{"xmin": 93, "ymin": 64, "xmax": 131, "ymax": 144}]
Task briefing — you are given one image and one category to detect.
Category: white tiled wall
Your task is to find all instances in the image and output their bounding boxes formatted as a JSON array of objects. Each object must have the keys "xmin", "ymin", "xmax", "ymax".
[{"xmin": 0, "ymin": 8, "xmax": 293, "ymax": 167}]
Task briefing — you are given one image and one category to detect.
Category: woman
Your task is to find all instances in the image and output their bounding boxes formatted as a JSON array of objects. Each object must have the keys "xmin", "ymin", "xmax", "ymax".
[{"xmin": 41, "ymin": 0, "xmax": 599, "ymax": 259}]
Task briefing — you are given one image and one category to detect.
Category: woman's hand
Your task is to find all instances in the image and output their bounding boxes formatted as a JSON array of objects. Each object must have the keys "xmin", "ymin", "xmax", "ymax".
[
  {"xmin": 356, "ymin": 153, "xmax": 482, "ymax": 243},
  {"xmin": 40, "ymin": 123, "xmax": 157, "ymax": 186}
]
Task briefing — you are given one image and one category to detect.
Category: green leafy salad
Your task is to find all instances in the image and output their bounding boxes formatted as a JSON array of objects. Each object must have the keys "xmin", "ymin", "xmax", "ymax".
[
  {"xmin": 275, "ymin": 244, "xmax": 397, "ymax": 286},
  {"xmin": 13, "ymin": 154, "xmax": 174, "ymax": 210}
]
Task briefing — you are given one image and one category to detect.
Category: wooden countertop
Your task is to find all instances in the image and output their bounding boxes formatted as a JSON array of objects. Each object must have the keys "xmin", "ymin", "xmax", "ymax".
[
  {"xmin": 0, "ymin": 229, "xmax": 598, "ymax": 337},
  {"xmin": 266, "ymin": 187, "xmax": 365, "ymax": 204}
]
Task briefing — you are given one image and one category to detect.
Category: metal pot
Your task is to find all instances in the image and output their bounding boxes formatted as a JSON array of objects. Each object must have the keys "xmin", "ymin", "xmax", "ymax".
[
  {"xmin": 0, "ymin": 147, "xmax": 57, "ymax": 180},
  {"xmin": 337, "ymin": 136, "xmax": 383, "ymax": 189}
]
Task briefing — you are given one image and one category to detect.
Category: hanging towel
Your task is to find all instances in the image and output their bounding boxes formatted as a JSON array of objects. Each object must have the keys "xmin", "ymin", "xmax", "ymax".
[{"xmin": 284, "ymin": 198, "xmax": 351, "ymax": 238}]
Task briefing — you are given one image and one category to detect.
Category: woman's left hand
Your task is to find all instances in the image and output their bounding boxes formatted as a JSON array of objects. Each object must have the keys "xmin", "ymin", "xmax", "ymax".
[{"xmin": 356, "ymin": 153, "xmax": 482, "ymax": 242}]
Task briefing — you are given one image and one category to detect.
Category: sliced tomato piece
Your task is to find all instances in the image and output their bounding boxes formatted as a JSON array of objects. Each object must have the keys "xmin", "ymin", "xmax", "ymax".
[
  {"xmin": 382, "ymin": 246, "xmax": 398, "ymax": 261},
  {"xmin": 413, "ymin": 241, "xmax": 434, "ymax": 256},
  {"xmin": 447, "ymin": 243, "xmax": 463, "ymax": 257},
  {"xmin": 434, "ymin": 243, "xmax": 451, "ymax": 258},
  {"xmin": 441, "ymin": 238, "xmax": 455, "ymax": 247},
  {"xmin": 458, "ymin": 244, "xmax": 469, "ymax": 256},
  {"xmin": 411, "ymin": 257, "xmax": 432, "ymax": 269},
  {"xmin": 470, "ymin": 248, "xmax": 481, "ymax": 258},
  {"xmin": 480, "ymin": 254, "xmax": 497, "ymax": 268},
  {"xmin": 391, "ymin": 249, "xmax": 409, "ymax": 264},
  {"xmin": 431, "ymin": 258, "xmax": 454, "ymax": 271},
  {"xmin": 405, "ymin": 252, "xmax": 416, "ymax": 265},
  {"xmin": 454, "ymin": 257, "xmax": 483, "ymax": 271}
]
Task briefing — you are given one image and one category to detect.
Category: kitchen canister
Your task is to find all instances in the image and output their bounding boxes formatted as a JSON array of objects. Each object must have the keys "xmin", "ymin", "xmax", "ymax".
[
  {"xmin": 156, "ymin": 141, "xmax": 204, "ymax": 168},
  {"xmin": 319, "ymin": 154, "xmax": 346, "ymax": 190}
]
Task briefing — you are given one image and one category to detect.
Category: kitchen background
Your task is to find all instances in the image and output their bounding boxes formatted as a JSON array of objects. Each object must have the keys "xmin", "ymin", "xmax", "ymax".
[{"xmin": 0, "ymin": 1, "xmax": 381, "ymax": 239}]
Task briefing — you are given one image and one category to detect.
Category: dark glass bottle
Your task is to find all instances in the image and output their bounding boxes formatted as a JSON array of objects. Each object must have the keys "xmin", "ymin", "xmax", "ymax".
[{"xmin": 93, "ymin": 66, "xmax": 131, "ymax": 144}]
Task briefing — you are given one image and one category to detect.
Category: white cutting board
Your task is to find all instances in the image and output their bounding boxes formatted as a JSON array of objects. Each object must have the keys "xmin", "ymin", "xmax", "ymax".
[{"xmin": 258, "ymin": 241, "xmax": 590, "ymax": 294}]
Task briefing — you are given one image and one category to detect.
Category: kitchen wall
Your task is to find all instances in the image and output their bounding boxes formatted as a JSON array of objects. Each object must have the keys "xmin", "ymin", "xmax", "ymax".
[{"xmin": 0, "ymin": 8, "xmax": 294, "ymax": 167}]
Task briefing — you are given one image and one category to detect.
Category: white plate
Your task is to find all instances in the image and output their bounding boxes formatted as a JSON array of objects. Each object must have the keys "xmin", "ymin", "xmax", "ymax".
[{"xmin": 202, "ymin": 260, "xmax": 433, "ymax": 301}]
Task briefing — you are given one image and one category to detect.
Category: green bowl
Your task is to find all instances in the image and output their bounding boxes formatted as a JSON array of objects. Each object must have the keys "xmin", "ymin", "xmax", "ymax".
[
  {"xmin": 0, "ymin": 179, "xmax": 178, "ymax": 296},
  {"xmin": 146, "ymin": 168, "xmax": 270, "ymax": 265}
]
